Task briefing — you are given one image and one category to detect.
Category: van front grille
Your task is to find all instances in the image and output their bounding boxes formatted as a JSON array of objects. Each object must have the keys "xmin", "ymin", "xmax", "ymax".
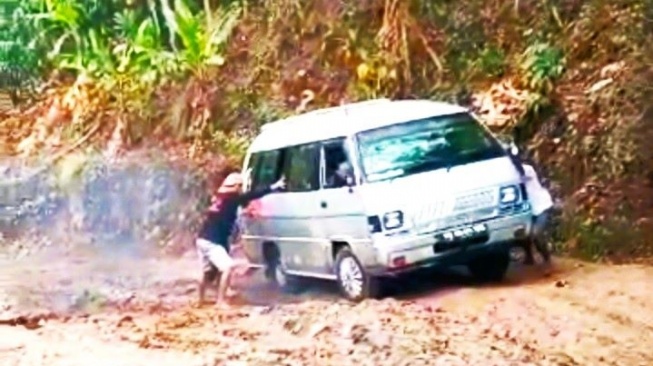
[
  {"xmin": 412, "ymin": 189, "xmax": 497, "ymax": 233},
  {"xmin": 453, "ymin": 189, "xmax": 496, "ymax": 212},
  {"xmin": 413, "ymin": 200, "xmax": 447, "ymax": 227}
]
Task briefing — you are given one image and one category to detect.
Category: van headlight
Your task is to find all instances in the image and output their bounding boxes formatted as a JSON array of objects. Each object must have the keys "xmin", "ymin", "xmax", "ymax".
[
  {"xmin": 499, "ymin": 185, "xmax": 519, "ymax": 204},
  {"xmin": 383, "ymin": 210, "xmax": 404, "ymax": 230}
]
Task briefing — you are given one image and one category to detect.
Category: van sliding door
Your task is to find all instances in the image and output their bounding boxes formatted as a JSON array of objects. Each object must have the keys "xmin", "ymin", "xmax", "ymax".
[{"xmin": 274, "ymin": 142, "xmax": 322, "ymax": 274}]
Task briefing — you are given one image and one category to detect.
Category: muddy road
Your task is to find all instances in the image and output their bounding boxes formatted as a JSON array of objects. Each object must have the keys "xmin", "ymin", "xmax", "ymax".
[{"xmin": 1, "ymin": 246, "xmax": 652, "ymax": 366}]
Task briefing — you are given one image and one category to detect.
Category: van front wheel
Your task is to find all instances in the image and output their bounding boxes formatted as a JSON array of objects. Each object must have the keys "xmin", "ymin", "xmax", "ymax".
[
  {"xmin": 335, "ymin": 247, "xmax": 381, "ymax": 302},
  {"xmin": 468, "ymin": 249, "xmax": 511, "ymax": 283}
]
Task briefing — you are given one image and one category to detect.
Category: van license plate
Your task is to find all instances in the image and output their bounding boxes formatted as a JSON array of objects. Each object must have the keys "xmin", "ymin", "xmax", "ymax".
[
  {"xmin": 436, "ymin": 224, "xmax": 487, "ymax": 241},
  {"xmin": 434, "ymin": 224, "xmax": 488, "ymax": 245}
]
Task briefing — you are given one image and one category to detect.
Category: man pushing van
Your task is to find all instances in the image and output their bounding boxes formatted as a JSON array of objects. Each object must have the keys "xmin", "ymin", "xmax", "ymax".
[{"xmin": 196, "ymin": 172, "xmax": 286, "ymax": 306}]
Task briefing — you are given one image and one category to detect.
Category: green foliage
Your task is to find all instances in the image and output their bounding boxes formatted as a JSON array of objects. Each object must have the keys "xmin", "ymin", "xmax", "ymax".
[
  {"xmin": 158, "ymin": 0, "xmax": 241, "ymax": 78},
  {"xmin": 0, "ymin": 0, "xmax": 240, "ymax": 83},
  {"xmin": 519, "ymin": 41, "xmax": 565, "ymax": 93},
  {"xmin": 0, "ymin": 1, "xmax": 42, "ymax": 103},
  {"xmin": 472, "ymin": 45, "xmax": 507, "ymax": 79},
  {"xmin": 210, "ymin": 130, "xmax": 250, "ymax": 161}
]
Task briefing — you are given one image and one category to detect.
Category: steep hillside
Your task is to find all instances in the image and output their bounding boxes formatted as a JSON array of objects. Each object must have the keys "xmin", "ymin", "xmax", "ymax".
[{"xmin": 0, "ymin": 0, "xmax": 652, "ymax": 261}]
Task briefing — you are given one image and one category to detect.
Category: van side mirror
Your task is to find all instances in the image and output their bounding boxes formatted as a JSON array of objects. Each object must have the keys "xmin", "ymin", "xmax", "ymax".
[
  {"xmin": 508, "ymin": 142, "xmax": 519, "ymax": 156},
  {"xmin": 243, "ymin": 168, "xmax": 253, "ymax": 192},
  {"xmin": 345, "ymin": 175, "xmax": 354, "ymax": 185},
  {"xmin": 498, "ymin": 135, "xmax": 519, "ymax": 157},
  {"xmin": 343, "ymin": 172, "xmax": 358, "ymax": 193}
]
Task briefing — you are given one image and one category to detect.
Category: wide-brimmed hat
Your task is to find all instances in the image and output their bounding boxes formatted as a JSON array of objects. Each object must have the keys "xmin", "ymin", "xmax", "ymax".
[{"xmin": 218, "ymin": 172, "xmax": 243, "ymax": 193}]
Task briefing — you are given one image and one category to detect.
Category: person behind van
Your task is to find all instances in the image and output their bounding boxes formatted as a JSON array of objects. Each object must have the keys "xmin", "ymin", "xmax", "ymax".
[
  {"xmin": 196, "ymin": 172, "xmax": 286, "ymax": 306},
  {"xmin": 522, "ymin": 163, "xmax": 553, "ymax": 265}
]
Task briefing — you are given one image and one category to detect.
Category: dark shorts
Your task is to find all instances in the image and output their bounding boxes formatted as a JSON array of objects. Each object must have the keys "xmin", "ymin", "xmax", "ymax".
[{"xmin": 532, "ymin": 209, "xmax": 551, "ymax": 240}]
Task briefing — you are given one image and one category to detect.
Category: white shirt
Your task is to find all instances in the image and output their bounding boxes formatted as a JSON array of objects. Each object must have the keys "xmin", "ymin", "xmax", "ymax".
[{"xmin": 523, "ymin": 164, "xmax": 553, "ymax": 216}]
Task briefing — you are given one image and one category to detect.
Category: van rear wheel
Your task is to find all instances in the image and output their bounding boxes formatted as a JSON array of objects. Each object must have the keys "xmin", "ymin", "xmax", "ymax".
[
  {"xmin": 335, "ymin": 247, "xmax": 382, "ymax": 302},
  {"xmin": 264, "ymin": 245, "xmax": 302, "ymax": 294}
]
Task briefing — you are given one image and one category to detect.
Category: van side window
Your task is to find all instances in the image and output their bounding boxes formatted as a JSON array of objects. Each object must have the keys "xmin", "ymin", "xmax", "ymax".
[
  {"xmin": 283, "ymin": 143, "xmax": 320, "ymax": 192},
  {"xmin": 250, "ymin": 150, "xmax": 284, "ymax": 190},
  {"xmin": 323, "ymin": 139, "xmax": 354, "ymax": 189}
]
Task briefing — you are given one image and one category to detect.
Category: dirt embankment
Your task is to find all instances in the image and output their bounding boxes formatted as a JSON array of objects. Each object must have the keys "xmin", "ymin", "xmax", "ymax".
[{"xmin": 1, "ymin": 246, "xmax": 652, "ymax": 366}]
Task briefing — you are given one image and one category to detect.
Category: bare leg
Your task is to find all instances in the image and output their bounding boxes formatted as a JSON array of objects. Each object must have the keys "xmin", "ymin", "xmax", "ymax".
[
  {"xmin": 213, "ymin": 271, "xmax": 223, "ymax": 299},
  {"xmin": 533, "ymin": 211, "xmax": 552, "ymax": 263},
  {"xmin": 198, "ymin": 279, "xmax": 207, "ymax": 305},
  {"xmin": 216, "ymin": 266, "xmax": 234, "ymax": 305},
  {"xmin": 524, "ymin": 216, "xmax": 537, "ymax": 265},
  {"xmin": 196, "ymin": 239, "xmax": 213, "ymax": 305},
  {"xmin": 211, "ymin": 246, "xmax": 247, "ymax": 306},
  {"xmin": 199, "ymin": 268, "xmax": 218, "ymax": 305},
  {"xmin": 535, "ymin": 238, "xmax": 551, "ymax": 263},
  {"xmin": 523, "ymin": 239, "xmax": 536, "ymax": 265}
]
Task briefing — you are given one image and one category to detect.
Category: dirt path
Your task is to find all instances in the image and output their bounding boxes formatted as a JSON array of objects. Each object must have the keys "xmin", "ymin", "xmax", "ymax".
[{"xmin": 1, "ymin": 248, "xmax": 652, "ymax": 366}]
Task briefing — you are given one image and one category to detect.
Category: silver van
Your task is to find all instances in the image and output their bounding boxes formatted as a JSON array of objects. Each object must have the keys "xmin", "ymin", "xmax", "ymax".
[{"xmin": 239, "ymin": 99, "xmax": 532, "ymax": 301}]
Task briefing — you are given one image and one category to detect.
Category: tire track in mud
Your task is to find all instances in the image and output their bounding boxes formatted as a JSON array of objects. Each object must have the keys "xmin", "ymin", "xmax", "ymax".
[
  {"xmin": 1, "ymin": 253, "xmax": 653, "ymax": 365},
  {"xmin": 531, "ymin": 295, "xmax": 653, "ymax": 366},
  {"xmin": 107, "ymin": 300, "xmax": 563, "ymax": 365},
  {"xmin": 522, "ymin": 265, "xmax": 653, "ymax": 365},
  {"xmin": 86, "ymin": 262, "xmax": 646, "ymax": 365},
  {"xmin": 386, "ymin": 261, "xmax": 653, "ymax": 366}
]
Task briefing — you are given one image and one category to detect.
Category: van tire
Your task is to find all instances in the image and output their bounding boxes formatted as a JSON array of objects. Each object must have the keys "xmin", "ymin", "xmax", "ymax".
[
  {"xmin": 264, "ymin": 245, "xmax": 303, "ymax": 294},
  {"xmin": 334, "ymin": 247, "xmax": 382, "ymax": 302},
  {"xmin": 467, "ymin": 249, "xmax": 511, "ymax": 283}
]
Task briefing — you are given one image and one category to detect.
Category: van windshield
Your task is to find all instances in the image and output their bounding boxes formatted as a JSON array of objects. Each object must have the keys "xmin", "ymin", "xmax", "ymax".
[{"xmin": 356, "ymin": 112, "xmax": 506, "ymax": 182}]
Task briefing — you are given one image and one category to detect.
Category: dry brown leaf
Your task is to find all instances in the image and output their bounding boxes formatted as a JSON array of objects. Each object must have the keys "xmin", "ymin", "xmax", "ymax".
[{"xmin": 471, "ymin": 79, "xmax": 533, "ymax": 129}]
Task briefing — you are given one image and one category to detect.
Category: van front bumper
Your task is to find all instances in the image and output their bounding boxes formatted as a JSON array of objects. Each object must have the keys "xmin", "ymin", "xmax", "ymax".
[{"xmin": 355, "ymin": 211, "xmax": 532, "ymax": 277}]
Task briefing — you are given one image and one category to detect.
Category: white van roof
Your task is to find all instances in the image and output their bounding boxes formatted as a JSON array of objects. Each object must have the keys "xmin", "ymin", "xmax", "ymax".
[{"xmin": 249, "ymin": 99, "xmax": 468, "ymax": 152}]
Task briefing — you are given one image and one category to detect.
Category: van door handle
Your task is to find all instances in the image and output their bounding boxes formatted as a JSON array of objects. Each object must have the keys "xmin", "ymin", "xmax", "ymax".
[{"xmin": 320, "ymin": 201, "xmax": 327, "ymax": 209}]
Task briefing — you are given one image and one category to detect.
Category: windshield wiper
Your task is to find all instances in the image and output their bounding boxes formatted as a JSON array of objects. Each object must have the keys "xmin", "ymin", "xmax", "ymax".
[
  {"xmin": 405, "ymin": 158, "xmax": 448, "ymax": 175},
  {"xmin": 368, "ymin": 149, "xmax": 501, "ymax": 181},
  {"xmin": 366, "ymin": 167, "xmax": 406, "ymax": 182},
  {"xmin": 445, "ymin": 149, "xmax": 502, "ymax": 172}
]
